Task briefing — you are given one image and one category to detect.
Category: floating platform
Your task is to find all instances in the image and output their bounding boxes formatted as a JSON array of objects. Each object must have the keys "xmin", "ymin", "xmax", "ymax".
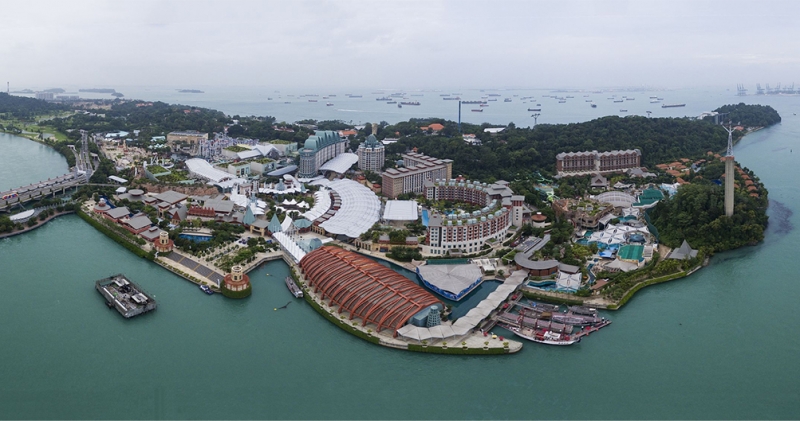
[{"xmin": 95, "ymin": 274, "xmax": 157, "ymax": 318}]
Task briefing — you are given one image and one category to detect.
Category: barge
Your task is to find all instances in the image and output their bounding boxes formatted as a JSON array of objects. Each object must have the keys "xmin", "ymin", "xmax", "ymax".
[{"xmin": 95, "ymin": 274, "xmax": 157, "ymax": 318}]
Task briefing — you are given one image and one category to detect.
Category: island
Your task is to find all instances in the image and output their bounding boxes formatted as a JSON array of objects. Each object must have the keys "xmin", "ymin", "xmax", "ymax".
[
  {"xmin": 0, "ymin": 93, "xmax": 779, "ymax": 354},
  {"xmin": 79, "ymin": 88, "xmax": 117, "ymax": 94}
]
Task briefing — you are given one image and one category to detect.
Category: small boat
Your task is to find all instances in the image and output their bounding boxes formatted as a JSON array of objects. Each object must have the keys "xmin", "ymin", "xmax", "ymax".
[
  {"xmin": 613, "ymin": 99, "xmax": 624, "ymax": 103},
  {"xmin": 200, "ymin": 284, "xmax": 214, "ymax": 295},
  {"xmin": 504, "ymin": 98, "xmax": 512, "ymax": 102},
  {"xmin": 558, "ymin": 100, "xmax": 566, "ymax": 103},
  {"xmin": 285, "ymin": 276, "xmax": 303, "ymax": 298},
  {"xmin": 386, "ymin": 101, "xmax": 396, "ymax": 104},
  {"xmin": 591, "ymin": 103, "xmax": 597, "ymax": 108},
  {"xmin": 620, "ymin": 109, "xmax": 628, "ymax": 112},
  {"xmin": 472, "ymin": 109, "xmax": 483, "ymax": 112},
  {"xmin": 326, "ymin": 103, "xmax": 333, "ymax": 106},
  {"xmin": 397, "ymin": 103, "xmax": 402, "ymax": 108},
  {"xmin": 480, "ymin": 104, "xmax": 489, "ymax": 107},
  {"xmin": 308, "ymin": 99, "xmax": 317, "ymax": 102},
  {"xmin": 376, "ymin": 97, "xmax": 391, "ymax": 101}
]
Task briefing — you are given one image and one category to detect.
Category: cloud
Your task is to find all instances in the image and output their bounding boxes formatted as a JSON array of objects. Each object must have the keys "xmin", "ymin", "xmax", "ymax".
[{"xmin": 1, "ymin": 0, "xmax": 799, "ymax": 89}]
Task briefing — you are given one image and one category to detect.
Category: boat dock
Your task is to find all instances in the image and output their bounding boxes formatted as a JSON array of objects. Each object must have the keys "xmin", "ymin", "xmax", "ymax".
[
  {"xmin": 95, "ymin": 274, "xmax": 157, "ymax": 318},
  {"xmin": 487, "ymin": 297, "xmax": 612, "ymax": 344}
]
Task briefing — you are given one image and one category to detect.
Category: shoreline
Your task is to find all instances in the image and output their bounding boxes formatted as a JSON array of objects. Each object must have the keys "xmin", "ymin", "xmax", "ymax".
[{"xmin": 0, "ymin": 210, "xmax": 75, "ymax": 240}]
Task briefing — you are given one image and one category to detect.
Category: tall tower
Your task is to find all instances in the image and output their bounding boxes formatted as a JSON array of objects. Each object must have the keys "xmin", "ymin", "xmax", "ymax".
[{"xmin": 723, "ymin": 124, "xmax": 735, "ymax": 217}]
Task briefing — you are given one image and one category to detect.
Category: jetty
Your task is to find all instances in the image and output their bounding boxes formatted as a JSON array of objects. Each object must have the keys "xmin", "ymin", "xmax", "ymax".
[{"xmin": 95, "ymin": 274, "xmax": 157, "ymax": 318}]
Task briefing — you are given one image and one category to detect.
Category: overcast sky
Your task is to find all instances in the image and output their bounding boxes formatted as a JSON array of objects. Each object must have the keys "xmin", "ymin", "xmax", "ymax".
[{"xmin": 2, "ymin": 0, "xmax": 799, "ymax": 90}]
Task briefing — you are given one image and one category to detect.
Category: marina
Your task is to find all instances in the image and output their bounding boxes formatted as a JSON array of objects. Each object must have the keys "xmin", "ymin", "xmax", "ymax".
[{"xmin": 95, "ymin": 274, "xmax": 157, "ymax": 318}]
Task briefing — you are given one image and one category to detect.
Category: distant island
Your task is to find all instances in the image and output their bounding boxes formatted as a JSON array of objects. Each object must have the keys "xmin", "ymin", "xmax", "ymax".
[
  {"xmin": 42, "ymin": 88, "xmax": 65, "ymax": 94},
  {"xmin": 79, "ymin": 88, "xmax": 117, "ymax": 94},
  {"xmin": 111, "ymin": 92, "xmax": 124, "ymax": 98},
  {"xmin": 177, "ymin": 89, "xmax": 204, "ymax": 93}
]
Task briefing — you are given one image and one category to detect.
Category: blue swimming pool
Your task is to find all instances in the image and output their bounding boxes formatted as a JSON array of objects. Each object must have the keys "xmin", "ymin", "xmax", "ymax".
[
  {"xmin": 421, "ymin": 209, "xmax": 429, "ymax": 227},
  {"xmin": 179, "ymin": 233, "xmax": 212, "ymax": 243}
]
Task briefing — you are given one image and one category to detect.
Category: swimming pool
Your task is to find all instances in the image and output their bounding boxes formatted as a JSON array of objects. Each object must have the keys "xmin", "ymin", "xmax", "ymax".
[
  {"xmin": 179, "ymin": 233, "xmax": 212, "ymax": 243},
  {"xmin": 421, "ymin": 209, "xmax": 429, "ymax": 227}
]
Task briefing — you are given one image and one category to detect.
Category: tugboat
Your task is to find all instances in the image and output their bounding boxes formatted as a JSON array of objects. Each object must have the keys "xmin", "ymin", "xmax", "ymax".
[{"xmin": 199, "ymin": 284, "xmax": 214, "ymax": 295}]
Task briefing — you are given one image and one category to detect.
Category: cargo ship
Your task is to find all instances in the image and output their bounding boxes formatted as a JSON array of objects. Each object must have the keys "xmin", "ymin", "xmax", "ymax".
[
  {"xmin": 400, "ymin": 101, "xmax": 420, "ymax": 106},
  {"xmin": 662, "ymin": 103, "xmax": 686, "ymax": 108}
]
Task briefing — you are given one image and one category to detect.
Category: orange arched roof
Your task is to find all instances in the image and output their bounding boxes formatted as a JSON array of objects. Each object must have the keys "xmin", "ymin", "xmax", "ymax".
[{"xmin": 300, "ymin": 246, "xmax": 441, "ymax": 335}]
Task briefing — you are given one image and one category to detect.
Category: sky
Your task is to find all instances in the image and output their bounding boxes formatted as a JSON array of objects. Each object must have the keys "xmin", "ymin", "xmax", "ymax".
[{"xmin": 2, "ymin": 0, "xmax": 799, "ymax": 90}]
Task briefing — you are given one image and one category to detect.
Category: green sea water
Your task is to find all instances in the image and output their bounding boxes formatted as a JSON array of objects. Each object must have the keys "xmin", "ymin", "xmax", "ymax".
[{"xmin": 1, "ymin": 93, "xmax": 800, "ymax": 419}]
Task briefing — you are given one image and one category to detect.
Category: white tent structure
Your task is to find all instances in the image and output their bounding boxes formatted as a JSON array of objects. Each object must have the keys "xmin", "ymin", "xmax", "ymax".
[
  {"xmin": 588, "ymin": 223, "xmax": 650, "ymax": 246},
  {"xmin": 383, "ymin": 200, "xmax": 419, "ymax": 221},
  {"xmin": 272, "ymin": 232, "xmax": 306, "ymax": 263},
  {"xmin": 556, "ymin": 272, "xmax": 581, "ymax": 291}
]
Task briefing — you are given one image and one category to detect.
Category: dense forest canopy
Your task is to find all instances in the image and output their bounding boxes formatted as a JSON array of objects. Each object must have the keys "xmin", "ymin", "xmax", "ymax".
[
  {"xmin": 0, "ymin": 92, "xmax": 68, "ymax": 119},
  {"xmin": 713, "ymin": 103, "xmax": 781, "ymax": 127},
  {"xmin": 649, "ymin": 183, "xmax": 768, "ymax": 252},
  {"xmin": 381, "ymin": 116, "xmax": 732, "ymax": 180},
  {"xmin": 375, "ymin": 104, "xmax": 778, "ymax": 181}
]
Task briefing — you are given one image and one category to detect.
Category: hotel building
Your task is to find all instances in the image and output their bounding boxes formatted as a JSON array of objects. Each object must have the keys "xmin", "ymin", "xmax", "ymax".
[
  {"xmin": 422, "ymin": 179, "xmax": 527, "ymax": 255},
  {"xmin": 381, "ymin": 152, "xmax": 453, "ymax": 198},
  {"xmin": 298, "ymin": 130, "xmax": 347, "ymax": 178},
  {"xmin": 556, "ymin": 149, "xmax": 641, "ymax": 175},
  {"xmin": 356, "ymin": 134, "xmax": 385, "ymax": 172}
]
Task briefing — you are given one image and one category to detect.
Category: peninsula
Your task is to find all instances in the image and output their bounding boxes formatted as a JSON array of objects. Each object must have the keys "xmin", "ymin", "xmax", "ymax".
[{"xmin": 0, "ymin": 93, "xmax": 778, "ymax": 354}]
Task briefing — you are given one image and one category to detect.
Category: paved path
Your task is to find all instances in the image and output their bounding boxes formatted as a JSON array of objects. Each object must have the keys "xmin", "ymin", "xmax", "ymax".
[{"xmin": 164, "ymin": 251, "xmax": 224, "ymax": 284}]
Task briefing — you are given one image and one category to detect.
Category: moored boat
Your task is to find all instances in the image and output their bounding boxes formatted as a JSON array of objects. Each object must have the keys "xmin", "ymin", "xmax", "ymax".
[
  {"xmin": 510, "ymin": 326, "xmax": 580, "ymax": 346},
  {"xmin": 200, "ymin": 284, "xmax": 214, "ymax": 295},
  {"xmin": 285, "ymin": 276, "xmax": 303, "ymax": 298}
]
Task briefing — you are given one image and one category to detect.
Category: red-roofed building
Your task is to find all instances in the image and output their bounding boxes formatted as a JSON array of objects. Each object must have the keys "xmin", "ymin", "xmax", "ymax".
[{"xmin": 420, "ymin": 123, "xmax": 444, "ymax": 132}]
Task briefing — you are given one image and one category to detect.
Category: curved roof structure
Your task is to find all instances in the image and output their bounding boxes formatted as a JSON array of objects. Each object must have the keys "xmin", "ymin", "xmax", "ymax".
[
  {"xmin": 185, "ymin": 158, "xmax": 233, "ymax": 183},
  {"xmin": 302, "ymin": 189, "xmax": 332, "ymax": 221},
  {"xmin": 266, "ymin": 165, "xmax": 297, "ymax": 177},
  {"xmin": 595, "ymin": 191, "xmax": 635, "ymax": 208},
  {"xmin": 319, "ymin": 152, "xmax": 358, "ymax": 174},
  {"xmin": 303, "ymin": 130, "xmax": 341, "ymax": 152},
  {"xmin": 319, "ymin": 179, "xmax": 381, "ymax": 238},
  {"xmin": 300, "ymin": 246, "xmax": 442, "ymax": 335}
]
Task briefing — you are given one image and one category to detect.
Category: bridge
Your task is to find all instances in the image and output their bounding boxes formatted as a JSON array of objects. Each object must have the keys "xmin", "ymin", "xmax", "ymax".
[{"xmin": 1, "ymin": 131, "xmax": 95, "ymax": 212}]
